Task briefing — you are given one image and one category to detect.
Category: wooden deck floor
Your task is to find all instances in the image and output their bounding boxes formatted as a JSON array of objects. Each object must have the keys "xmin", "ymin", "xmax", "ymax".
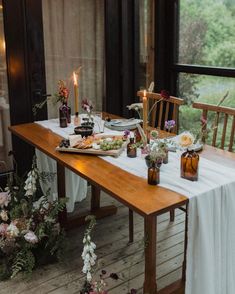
[{"xmin": 0, "ymin": 188, "xmax": 185, "ymax": 294}]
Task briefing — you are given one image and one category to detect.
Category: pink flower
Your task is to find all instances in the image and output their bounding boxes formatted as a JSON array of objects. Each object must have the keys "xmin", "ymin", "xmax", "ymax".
[
  {"xmin": 0, "ymin": 223, "xmax": 8, "ymax": 236},
  {"xmin": 200, "ymin": 116, "xmax": 207, "ymax": 125},
  {"xmin": 0, "ymin": 192, "xmax": 11, "ymax": 208}
]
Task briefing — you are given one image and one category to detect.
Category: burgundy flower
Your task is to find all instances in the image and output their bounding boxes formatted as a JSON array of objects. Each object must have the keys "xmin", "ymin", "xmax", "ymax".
[
  {"xmin": 160, "ymin": 90, "xmax": 170, "ymax": 99},
  {"xmin": 130, "ymin": 289, "xmax": 137, "ymax": 294},
  {"xmin": 109, "ymin": 273, "xmax": 119, "ymax": 280}
]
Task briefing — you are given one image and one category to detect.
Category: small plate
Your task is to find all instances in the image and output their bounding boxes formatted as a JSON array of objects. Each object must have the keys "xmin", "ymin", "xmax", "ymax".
[{"xmin": 104, "ymin": 118, "xmax": 142, "ymax": 131}]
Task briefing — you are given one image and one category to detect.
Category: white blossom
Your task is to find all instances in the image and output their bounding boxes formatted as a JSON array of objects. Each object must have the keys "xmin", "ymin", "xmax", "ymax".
[
  {"xmin": 86, "ymin": 271, "xmax": 92, "ymax": 282},
  {"xmin": 24, "ymin": 164, "xmax": 39, "ymax": 197},
  {"xmin": 0, "ymin": 210, "xmax": 8, "ymax": 221},
  {"xmin": 0, "ymin": 192, "xmax": 11, "ymax": 208},
  {"xmin": 7, "ymin": 223, "xmax": 19, "ymax": 238},
  {"xmin": 24, "ymin": 231, "xmax": 38, "ymax": 244},
  {"xmin": 81, "ymin": 234, "xmax": 97, "ymax": 284}
]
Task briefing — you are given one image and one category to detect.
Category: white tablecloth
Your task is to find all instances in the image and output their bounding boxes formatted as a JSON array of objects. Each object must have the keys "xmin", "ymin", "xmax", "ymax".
[
  {"xmin": 36, "ymin": 117, "xmax": 235, "ymax": 293},
  {"xmin": 35, "ymin": 116, "xmax": 124, "ymax": 212},
  {"xmin": 102, "ymin": 150, "xmax": 235, "ymax": 294}
]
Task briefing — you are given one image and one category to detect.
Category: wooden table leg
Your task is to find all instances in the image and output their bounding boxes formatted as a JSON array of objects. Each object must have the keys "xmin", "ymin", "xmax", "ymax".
[
  {"xmin": 129, "ymin": 209, "xmax": 134, "ymax": 243},
  {"xmin": 91, "ymin": 185, "xmax": 101, "ymax": 211},
  {"xmin": 143, "ymin": 214, "xmax": 157, "ymax": 294},
  {"xmin": 57, "ymin": 162, "xmax": 68, "ymax": 228},
  {"xmin": 182, "ymin": 202, "xmax": 189, "ymax": 281}
]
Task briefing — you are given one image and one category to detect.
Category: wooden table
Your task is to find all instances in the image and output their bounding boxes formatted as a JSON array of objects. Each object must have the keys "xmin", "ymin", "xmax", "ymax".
[{"xmin": 9, "ymin": 122, "xmax": 234, "ymax": 293}]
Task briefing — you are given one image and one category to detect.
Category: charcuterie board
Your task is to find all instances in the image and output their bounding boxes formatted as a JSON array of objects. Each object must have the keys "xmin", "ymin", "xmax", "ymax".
[{"xmin": 56, "ymin": 134, "xmax": 128, "ymax": 158}]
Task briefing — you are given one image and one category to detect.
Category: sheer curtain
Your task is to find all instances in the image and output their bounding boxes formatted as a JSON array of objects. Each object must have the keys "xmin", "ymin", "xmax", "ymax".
[
  {"xmin": 0, "ymin": 1, "xmax": 12, "ymax": 173},
  {"xmin": 42, "ymin": 0, "xmax": 105, "ymax": 118}
]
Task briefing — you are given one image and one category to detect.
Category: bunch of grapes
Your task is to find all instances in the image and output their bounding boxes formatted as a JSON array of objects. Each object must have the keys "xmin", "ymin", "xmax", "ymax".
[{"xmin": 100, "ymin": 139, "xmax": 123, "ymax": 151}]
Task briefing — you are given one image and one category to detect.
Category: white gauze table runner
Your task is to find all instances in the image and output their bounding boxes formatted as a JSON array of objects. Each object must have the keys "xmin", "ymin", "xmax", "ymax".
[
  {"xmin": 36, "ymin": 118, "xmax": 235, "ymax": 293},
  {"xmin": 102, "ymin": 150, "xmax": 235, "ymax": 294}
]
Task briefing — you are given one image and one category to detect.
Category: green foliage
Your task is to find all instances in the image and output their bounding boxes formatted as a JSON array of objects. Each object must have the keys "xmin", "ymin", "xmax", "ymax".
[
  {"xmin": 179, "ymin": 0, "xmax": 235, "ymax": 105},
  {"xmin": 11, "ymin": 250, "xmax": 35, "ymax": 279},
  {"xmin": 0, "ymin": 158, "xmax": 68, "ymax": 280},
  {"xmin": 207, "ymin": 41, "xmax": 235, "ymax": 67}
]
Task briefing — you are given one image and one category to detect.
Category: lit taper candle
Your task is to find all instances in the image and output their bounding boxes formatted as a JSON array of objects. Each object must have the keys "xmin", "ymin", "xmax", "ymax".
[{"xmin": 142, "ymin": 90, "xmax": 148, "ymax": 135}]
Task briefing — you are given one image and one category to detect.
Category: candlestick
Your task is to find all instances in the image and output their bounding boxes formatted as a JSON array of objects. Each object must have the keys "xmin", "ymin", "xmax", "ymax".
[
  {"xmin": 73, "ymin": 71, "xmax": 79, "ymax": 113},
  {"xmin": 143, "ymin": 90, "xmax": 148, "ymax": 135}
]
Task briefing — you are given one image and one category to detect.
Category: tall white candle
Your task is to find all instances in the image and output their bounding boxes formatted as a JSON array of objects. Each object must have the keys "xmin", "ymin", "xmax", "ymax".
[
  {"xmin": 143, "ymin": 90, "xmax": 148, "ymax": 135},
  {"xmin": 73, "ymin": 71, "xmax": 79, "ymax": 113}
]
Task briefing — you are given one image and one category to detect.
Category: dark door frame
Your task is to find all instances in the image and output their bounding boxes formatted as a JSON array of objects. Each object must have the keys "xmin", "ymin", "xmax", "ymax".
[{"xmin": 2, "ymin": 0, "xmax": 47, "ymax": 177}]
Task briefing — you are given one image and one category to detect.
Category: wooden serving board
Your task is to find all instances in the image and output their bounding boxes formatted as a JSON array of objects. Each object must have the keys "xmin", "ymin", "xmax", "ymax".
[{"xmin": 56, "ymin": 140, "xmax": 128, "ymax": 158}]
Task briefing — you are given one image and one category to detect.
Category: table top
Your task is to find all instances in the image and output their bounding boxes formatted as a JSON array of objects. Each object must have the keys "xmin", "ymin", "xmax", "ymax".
[{"xmin": 9, "ymin": 122, "xmax": 235, "ymax": 217}]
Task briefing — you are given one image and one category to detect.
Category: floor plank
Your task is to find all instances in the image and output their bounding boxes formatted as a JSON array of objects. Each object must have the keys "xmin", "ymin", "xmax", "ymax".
[{"xmin": 0, "ymin": 190, "xmax": 186, "ymax": 294}]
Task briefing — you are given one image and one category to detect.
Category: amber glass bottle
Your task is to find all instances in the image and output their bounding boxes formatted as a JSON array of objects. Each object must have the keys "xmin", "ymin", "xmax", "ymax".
[
  {"xmin": 148, "ymin": 162, "xmax": 160, "ymax": 185},
  {"xmin": 127, "ymin": 137, "xmax": 137, "ymax": 158},
  {"xmin": 181, "ymin": 149, "xmax": 199, "ymax": 181}
]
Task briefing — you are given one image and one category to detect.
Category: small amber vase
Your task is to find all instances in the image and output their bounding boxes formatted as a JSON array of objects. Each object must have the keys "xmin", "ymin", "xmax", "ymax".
[
  {"xmin": 127, "ymin": 138, "xmax": 137, "ymax": 158},
  {"xmin": 148, "ymin": 162, "xmax": 160, "ymax": 185},
  {"xmin": 181, "ymin": 149, "xmax": 199, "ymax": 181}
]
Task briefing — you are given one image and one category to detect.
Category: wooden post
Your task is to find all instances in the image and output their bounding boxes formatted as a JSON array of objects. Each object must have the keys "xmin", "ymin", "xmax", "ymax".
[
  {"xmin": 143, "ymin": 214, "xmax": 157, "ymax": 294},
  {"xmin": 91, "ymin": 185, "xmax": 101, "ymax": 211},
  {"xmin": 182, "ymin": 202, "xmax": 189, "ymax": 281}
]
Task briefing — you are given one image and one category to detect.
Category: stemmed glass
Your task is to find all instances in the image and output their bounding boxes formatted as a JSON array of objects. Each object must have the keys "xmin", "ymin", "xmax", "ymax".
[{"xmin": 93, "ymin": 111, "xmax": 104, "ymax": 133}]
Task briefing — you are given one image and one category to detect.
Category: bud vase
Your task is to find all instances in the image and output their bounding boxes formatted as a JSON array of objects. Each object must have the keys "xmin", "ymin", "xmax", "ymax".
[
  {"xmin": 127, "ymin": 138, "xmax": 137, "ymax": 158},
  {"xmin": 148, "ymin": 162, "xmax": 160, "ymax": 185},
  {"xmin": 181, "ymin": 149, "xmax": 199, "ymax": 181},
  {"xmin": 59, "ymin": 102, "xmax": 71, "ymax": 128}
]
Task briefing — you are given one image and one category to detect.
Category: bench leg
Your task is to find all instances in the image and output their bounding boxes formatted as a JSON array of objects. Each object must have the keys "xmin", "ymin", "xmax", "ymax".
[{"xmin": 129, "ymin": 209, "xmax": 134, "ymax": 243}]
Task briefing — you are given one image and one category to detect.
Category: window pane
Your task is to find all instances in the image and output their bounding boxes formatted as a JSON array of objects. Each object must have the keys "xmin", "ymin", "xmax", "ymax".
[
  {"xmin": 179, "ymin": 0, "xmax": 235, "ymax": 68},
  {"xmin": 179, "ymin": 73, "xmax": 235, "ymax": 150},
  {"xmin": 138, "ymin": 0, "xmax": 155, "ymax": 89},
  {"xmin": 42, "ymin": 0, "xmax": 105, "ymax": 118},
  {"xmin": 0, "ymin": 1, "xmax": 13, "ymax": 174}
]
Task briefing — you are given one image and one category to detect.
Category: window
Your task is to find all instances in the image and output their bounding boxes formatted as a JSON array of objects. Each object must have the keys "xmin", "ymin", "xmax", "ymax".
[{"xmin": 172, "ymin": 0, "xmax": 235, "ymax": 149}]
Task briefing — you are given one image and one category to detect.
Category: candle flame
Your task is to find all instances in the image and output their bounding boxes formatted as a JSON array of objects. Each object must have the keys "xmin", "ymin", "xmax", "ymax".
[
  {"xmin": 2, "ymin": 40, "xmax": 5, "ymax": 52},
  {"xmin": 73, "ymin": 71, "xmax": 78, "ymax": 86}
]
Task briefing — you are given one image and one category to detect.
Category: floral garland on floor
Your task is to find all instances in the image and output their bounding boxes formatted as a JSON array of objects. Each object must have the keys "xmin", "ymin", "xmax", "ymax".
[
  {"xmin": 80, "ymin": 216, "xmax": 138, "ymax": 294},
  {"xmin": 0, "ymin": 157, "xmax": 67, "ymax": 280}
]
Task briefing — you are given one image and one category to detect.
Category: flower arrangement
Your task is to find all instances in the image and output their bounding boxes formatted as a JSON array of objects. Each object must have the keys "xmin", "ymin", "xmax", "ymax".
[
  {"xmin": 127, "ymin": 89, "xmax": 170, "ymax": 120},
  {"xmin": 33, "ymin": 80, "xmax": 70, "ymax": 116},
  {"xmin": 55, "ymin": 80, "xmax": 69, "ymax": 104},
  {"xmin": 0, "ymin": 157, "xmax": 67, "ymax": 280},
  {"xmin": 81, "ymin": 99, "xmax": 95, "ymax": 127}
]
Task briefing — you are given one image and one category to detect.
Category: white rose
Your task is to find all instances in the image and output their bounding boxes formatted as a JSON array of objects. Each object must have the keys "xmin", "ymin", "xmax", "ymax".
[
  {"xmin": 178, "ymin": 132, "xmax": 195, "ymax": 148},
  {"xmin": 24, "ymin": 231, "xmax": 38, "ymax": 244},
  {"xmin": 7, "ymin": 223, "xmax": 19, "ymax": 238}
]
